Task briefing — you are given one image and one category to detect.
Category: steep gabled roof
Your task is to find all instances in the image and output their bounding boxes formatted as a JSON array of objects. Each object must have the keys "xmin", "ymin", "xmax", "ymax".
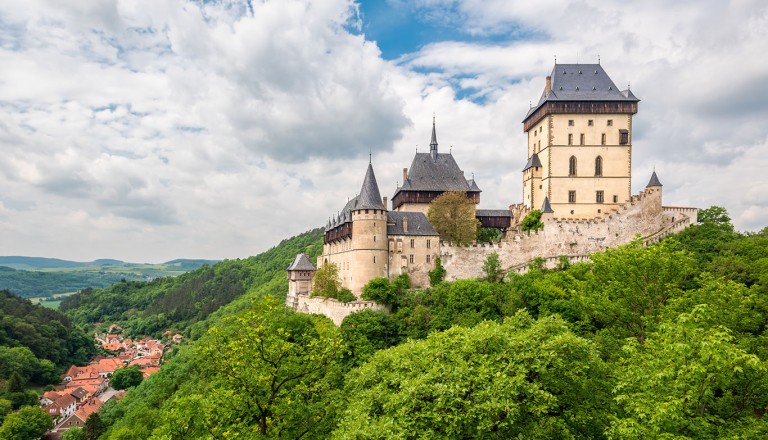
[
  {"xmin": 287, "ymin": 253, "xmax": 317, "ymax": 271},
  {"xmin": 396, "ymin": 152, "xmax": 479, "ymax": 193},
  {"xmin": 387, "ymin": 212, "xmax": 439, "ymax": 236},
  {"xmin": 525, "ymin": 63, "xmax": 640, "ymax": 121}
]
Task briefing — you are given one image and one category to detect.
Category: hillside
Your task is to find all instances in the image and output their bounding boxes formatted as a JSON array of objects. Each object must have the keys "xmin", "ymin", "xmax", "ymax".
[
  {"xmin": 85, "ymin": 209, "xmax": 768, "ymax": 439},
  {"xmin": 59, "ymin": 228, "xmax": 324, "ymax": 338},
  {"xmin": 0, "ymin": 259, "xmax": 220, "ymax": 299}
]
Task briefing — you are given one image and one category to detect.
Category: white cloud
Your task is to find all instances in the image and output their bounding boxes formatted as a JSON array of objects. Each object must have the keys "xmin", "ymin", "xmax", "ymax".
[{"xmin": 0, "ymin": 0, "xmax": 766, "ymax": 263}]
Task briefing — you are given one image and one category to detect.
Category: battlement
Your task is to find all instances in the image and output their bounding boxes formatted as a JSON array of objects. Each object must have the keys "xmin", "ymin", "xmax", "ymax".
[{"xmin": 287, "ymin": 293, "xmax": 386, "ymax": 326}]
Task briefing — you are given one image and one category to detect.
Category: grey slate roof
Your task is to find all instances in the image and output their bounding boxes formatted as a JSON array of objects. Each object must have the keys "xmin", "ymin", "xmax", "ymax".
[
  {"xmin": 395, "ymin": 152, "xmax": 480, "ymax": 194},
  {"xmin": 541, "ymin": 196, "xmax": 554, "ymax": 213},
  {"xmin": 523, "ymin": 153, "xmax": 543, "ymax": 171},
  {"xmin": 387, "ymin": 212, "xmax": 439, "ymax": 236},
  {"xmin": 467, "ymin": 178, "xmax": 481, "ymax": 192},
  {"xmin": 287, "ymin": 253, "xmax": 317, "ymax": 271},
  {"xmin": 357, "ymin": 163, "xmax": 386, "ymax": 210},
  {"xmin": 476, "ymin": 209, "xmax": 513, "ymax": 217},
  {"xmin": 525, "ymin": 63, "xmax": 640, "ymax": 121},
  {"xmin": 646, "ymin": 171, "xmax": 663, "ymax": 187}
]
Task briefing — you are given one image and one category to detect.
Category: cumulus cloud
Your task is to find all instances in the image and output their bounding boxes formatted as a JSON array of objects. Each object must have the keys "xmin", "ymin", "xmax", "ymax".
[{"xmin": 0, "ymin": 0, "xmax": 765, "ymax": 262}]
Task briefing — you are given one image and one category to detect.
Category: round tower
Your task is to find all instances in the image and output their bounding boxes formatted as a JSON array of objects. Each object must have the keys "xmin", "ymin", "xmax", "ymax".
[{"xmin": 349, "ymin": 163, "xmax": 389, "ymax": 296}]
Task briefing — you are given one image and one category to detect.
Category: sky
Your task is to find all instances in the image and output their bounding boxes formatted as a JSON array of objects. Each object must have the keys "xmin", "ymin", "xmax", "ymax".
[{"xmin": 0, "ymin": 0, "xmax": 767, "ymax": 263}]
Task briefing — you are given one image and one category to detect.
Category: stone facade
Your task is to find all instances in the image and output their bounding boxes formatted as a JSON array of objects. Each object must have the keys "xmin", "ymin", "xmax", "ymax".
[{"xmin": 286, "ymin": 61, "xmax": 698, "ymax": 326}]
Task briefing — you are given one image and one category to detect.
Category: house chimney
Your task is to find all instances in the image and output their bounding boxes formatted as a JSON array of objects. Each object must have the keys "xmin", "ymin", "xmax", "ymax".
[
  {"xmin": 403, "ymin": 168, "xmax": 408, "ymax": 182},
  {"xmin": 403, "ymin": 216, "xmax": 408, "ymax": 232},
  {"xmin": 382, "ymin": 196, "xmax": 388, "ymax": 210},
  {"xmin": 545, "ymin": 75, "xmax": 551, "ymax": 96}
]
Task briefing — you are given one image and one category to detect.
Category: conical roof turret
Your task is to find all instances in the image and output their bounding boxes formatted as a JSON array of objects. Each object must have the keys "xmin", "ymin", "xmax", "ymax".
[
  {"xmin": 355, "ymin": 163, "xmax": 386, "ymax": 211},
  {"xmin": 646, "ymin": 170, "xmax": 662, "ymax": 188},
  {"xmin": 541, "ymin": 196, "xmax": 554, "ymax": 213}
]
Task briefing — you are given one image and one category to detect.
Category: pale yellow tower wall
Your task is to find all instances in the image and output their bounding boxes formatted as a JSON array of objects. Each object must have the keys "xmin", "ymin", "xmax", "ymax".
[
  {"xmin": 348, "ymin": 209, "xmax": 388, "ymax": 295},
  {"xmin": 524, "ymin": 112, "xmax": 633, "ymax": 218}
]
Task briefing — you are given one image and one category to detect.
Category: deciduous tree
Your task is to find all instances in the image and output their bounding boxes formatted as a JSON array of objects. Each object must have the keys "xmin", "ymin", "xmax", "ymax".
[{"xmin": 427, "ymin": 191, "xmax": 479, "ymax": 245}]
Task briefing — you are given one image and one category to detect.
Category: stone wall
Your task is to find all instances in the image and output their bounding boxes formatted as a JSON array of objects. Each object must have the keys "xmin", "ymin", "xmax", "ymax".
[
  {"xmin": 441, "ymin": 187, "xmax": 696, "ymax": 280},
  {"xmin": 289, "ymin": 293, "xmax": 386, "ymax": 326}
]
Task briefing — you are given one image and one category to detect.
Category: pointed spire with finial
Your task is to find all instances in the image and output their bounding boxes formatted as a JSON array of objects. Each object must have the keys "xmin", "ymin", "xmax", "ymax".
[
  {"xmin": 541, "ymin": 196, "xmax": 554, "ymax": 213},
  {"xmin": 646, "ymin": 169, "xmax": 662, "ymax": 188},
  {"xmin": 430, "ymin": 114, "xmax": 438, "ymax": 160},
  {"xmin": 356, "ymin": 162, "xmax": 386, "ymax": 210}
]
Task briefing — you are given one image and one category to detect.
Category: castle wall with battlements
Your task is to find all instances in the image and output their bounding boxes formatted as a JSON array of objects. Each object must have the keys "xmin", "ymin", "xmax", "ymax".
[{"xmin": 441, "ymin": 187, "xmax": 696, "ymax": 280}]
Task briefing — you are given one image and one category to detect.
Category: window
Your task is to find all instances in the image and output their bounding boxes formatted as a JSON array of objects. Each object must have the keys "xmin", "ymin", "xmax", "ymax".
[
  {"xmin": 568, "ymin": 119, "xmax": 574, "ymax": 126},
  {"xmin": 569, "ymin": 156, "xmax": 577, "ymax": 176},
  {"xmin": 588, "ymin": 119, "xmax": 594, "ymax": 126},
  {"xmin": 613, "ymin": 195, "xmax": 618, "ymax": 203},
  {"xmin": 426, "ymin": 239, "xmax": 431, "ymax": 249},
  {"xmin": 426, "ymin": 254, "xmax": 431, "ymax": 263},
  {"xmin": 534, "ymin": 130, "xmax": 537, "ymax": 137},
  {"xmin": 373, "ymin": 235, "xmax": 376, "ymax": 242},
  {"xmin": 540, "ymin": 126, "xmax": 543, "ymax": 133},
  {"xmin": 409, "ymin": 254, "xmax": 414, "ymax": 264},
  {"xmin": 601, "ymin": 133, "xmax": 606, "ymax": 145},
  {"xmin": 619, "ymin": 129, "xmax": 629, "ymax": 145},
  {"xmin": 365, "ymin": 209, "xmax": 369, "ymax": 214},
  {"xmin": 373, "ymin": 256, "xmax": 376, "ymax": 263},
  {"xmin": 595, "ymin": 156, "xmax": 603, "ymax": 176},
  {"xmin": 410, "ymin": 239, "xmax": 415, "ymax": 248},
  {"xmin": 568, "ymin": 133, "xmax": 573, "ymax": 145},
  {"xmin": 607, "ymin": 119, "xmax": 613, "ymax": 126},
  {"xmin": 580, "ymin": 133, "xmax": 585, "ymax": 145},
  {"xmin": 596, "ymin": 190, "xmax": 604, "ymax": 203},
  {"xmin": 568, "ymin": 191, "xmax": 576, "ymax": 203}
]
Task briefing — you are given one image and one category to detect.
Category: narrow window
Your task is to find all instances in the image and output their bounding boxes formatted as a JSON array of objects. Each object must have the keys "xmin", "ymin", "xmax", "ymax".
[
  {"xmin": 569, "ymin": 156, "xmax": 577, "ymax": 176},
  {"xmin": 373, "ymin": 235, "xmax": 376, "ymax": 242},
  {"xmin": 601, "ymin": 133, "xmax": 606, "ymax": 145},
  {"xmin": 568, "ymin": 191, "xmax": 576, "ymax": 203},
  {"xmin": 596, "ymin": 190, "xmax": 604, "ymax": 203},
  {"xmin": 568, "ymin": 119, "xmax": 574, "ymax": 126},
  {"xmin": 588, "ymin": 120, "xmax": 594, "ymax": 126},
  {"xmin": 613, "ymin": 195, "xmax": 618, "ymax": 203},
  {"xmin": 365, "ymin": 209, "xmax": 369, "ymax": 214},
  {"xmin": 568, "ymin": 134, "xmax": 573, "ymax": 145},
  {"xmin": 595, "ymin": 156, "xmax": 603, "ymax": 176},
  {"xmin": 619, "ymin": 129, "xmax": 629, "ymax": 144},
  {"xmin": 607, "ymin": 119, "xmax": 613, "ymax": 126},
  {"xmin": 409, "ymin": 254, "xmax": 414, "ymax": 264},
  {"xmin": 426, "ymin": 254, "xmax": 431, "ymax": 263},
  {"xmin": 580, "ymin": 133, "xmax": 585, "ymax": 145},
  {"xmin": 427, "ymin": 239, "xmax": 431, "ymax": 249},
  {"xmin": 410, "ymin": 239, "xmax": 415, "ymax": 248},
  {"xmin": 373, "ymin": 256, "xmax": 376, "ymax": 263}
]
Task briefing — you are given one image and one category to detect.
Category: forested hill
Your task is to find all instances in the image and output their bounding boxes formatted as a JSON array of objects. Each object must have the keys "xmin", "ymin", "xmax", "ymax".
[
  {"xmin": 86, "ymin": 208, "xmax": 768, "ymax": 439},
  {"xmin": 59, "ymin": 228, "xmax": 324, "ymax": 338},
  {"xmin": 0, "ymin": 290, "xmax": 95, "ymax": 412}
]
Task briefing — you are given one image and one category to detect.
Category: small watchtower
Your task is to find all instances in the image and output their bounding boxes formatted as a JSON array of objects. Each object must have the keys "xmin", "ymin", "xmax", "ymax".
[{"xmin": 286, "ymin": 253, "xmax": 317, "ymax": 309}]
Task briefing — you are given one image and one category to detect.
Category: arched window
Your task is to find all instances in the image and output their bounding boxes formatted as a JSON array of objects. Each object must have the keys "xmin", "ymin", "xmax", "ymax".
[
  {"xmin": 595, "ymin": 156, "xmax": 603, "ymax": 176},
  {"xmin": 569, "ymin": 156, "xmax": 577, "ymax": 176}
]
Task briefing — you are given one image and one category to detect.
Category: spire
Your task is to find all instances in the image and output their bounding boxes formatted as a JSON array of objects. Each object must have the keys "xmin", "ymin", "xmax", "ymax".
[
  {"xmin": 356, "ymin": 162, "xmax": 386, "ymax": 210},
  {"xmin": 646, "ymin": 170, "xmax": 663, "ymax": 188},
  {"xmin": 541, "ymin": 196, "xmax": 554, "ymax": 213},
  {"xmin": 430, "ymin": 114, "xmax": 438, "ymax": 159}
]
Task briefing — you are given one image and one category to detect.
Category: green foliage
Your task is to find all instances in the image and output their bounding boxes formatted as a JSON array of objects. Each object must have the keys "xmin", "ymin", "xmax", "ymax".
[
  {"xmin": 0, "ymin": 291, "xmax": 95, "ymax": 385},
  {"xmin": 61, "ymin": 427, "xmax": 85, "ymax": 440},
  {"xmin": 360, "ymin": 274, "xmax": 409, "ymax": 309},
  {"xmin": 110, "ymin": 366, "xmax": 144, "ymax": 390},
  {"xmin": 335, "ymin": 311, "xmax": 610, "ymax": 439},
  {"xmin": 61, "ymin": 228, "xmax": 324, "ymax": 339},
  {"xmin": 482, "ymin": 251, "xmax": 503, "ymax": 282},
  {"xmin": 582, "ymin": 238, "xmax": 696, "ymax": 344},
  {"xmin": 428, "ymin": 256, "xmax": 446, "ymax": 286},
  {"xmin": 83, "ymin": 412, "xmax": 105, "ymax": 440},
  {"xmin": 0, "ymin": 406, "xmax": 53, "ymax": 440},
  {"xmin": 521, "ymin": 209, "xmax": 544, "ymax": 233},
  {"xmin": 476, "ymin": 226, "xmax": 501, "ymax": 243},
  {"xmin": 697, "ymin": 205, "xmax": 732, "ymax": 227},
  {"xmin": 312, "ymin": 262, "xmax": 342, "ymax": 297},
  {"xmin": 340, "ymin": 309, "xmax": 401, "ymax": 368},
  {"xmin": 427, "ymin": 191, "xmax": 479, "ymax": 245},
  {"xmin": 609, "ymin": 305, "xmax": 768, "ymax": 439}
]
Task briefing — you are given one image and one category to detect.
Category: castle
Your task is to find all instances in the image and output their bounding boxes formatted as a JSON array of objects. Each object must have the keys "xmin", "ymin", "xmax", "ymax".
[{"xmin": 286, "ymin": 63, "xmax": 698, "ymax": 324}]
